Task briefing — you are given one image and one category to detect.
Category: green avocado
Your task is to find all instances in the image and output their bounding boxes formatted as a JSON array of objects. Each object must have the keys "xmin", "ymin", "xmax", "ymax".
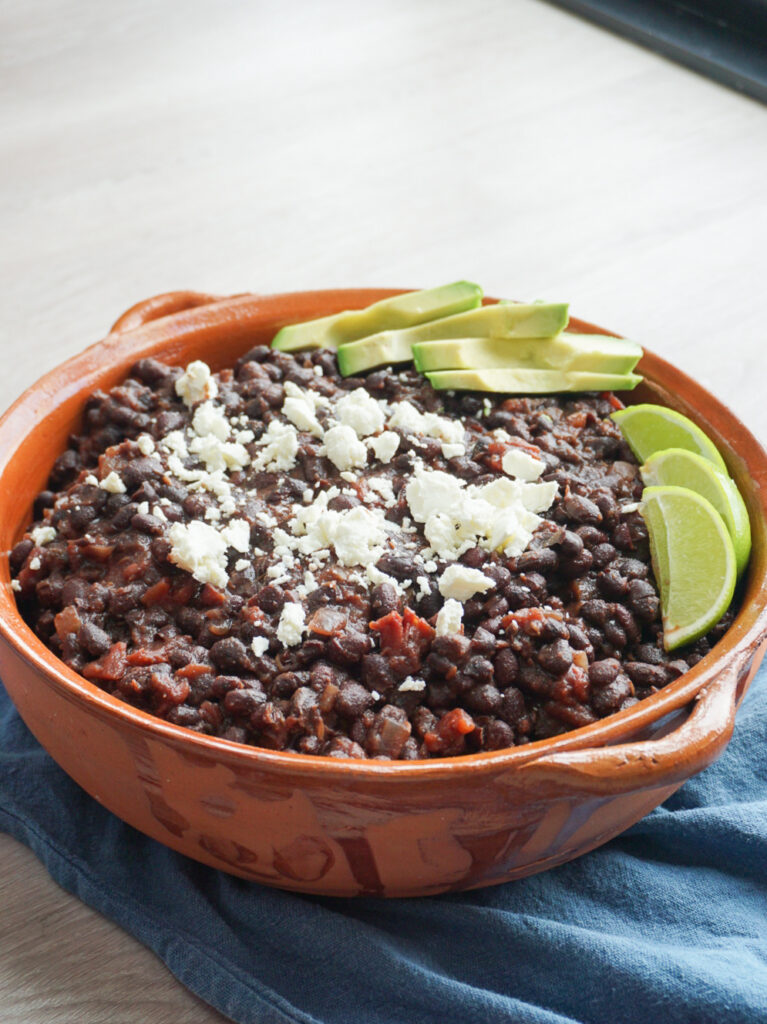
[
  {"xmin": 412, "ymin": 332, "xmax": 642, "ymax": 373},
  {"xmin": 270, "ymin": 281, "xmax": 482, "ymax": 352},
  {"xmin": 425, "ymin": 368, "xmax": 642, "ymax": 393},
  {"xmin": 336, "ymin": 301, "xmax": 569, "ymax": 376}
]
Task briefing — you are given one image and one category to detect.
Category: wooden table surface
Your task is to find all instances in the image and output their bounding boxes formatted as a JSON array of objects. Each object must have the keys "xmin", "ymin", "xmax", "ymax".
[{"xmin": 2, "ymin": 1, "xmax": 765, "ymax": 1020}]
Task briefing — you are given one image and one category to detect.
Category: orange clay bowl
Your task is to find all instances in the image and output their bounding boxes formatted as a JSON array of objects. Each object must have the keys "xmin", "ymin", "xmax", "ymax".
[{"xmin": 1, "ymin": 289, "xmax": 766, "ymax": 898}]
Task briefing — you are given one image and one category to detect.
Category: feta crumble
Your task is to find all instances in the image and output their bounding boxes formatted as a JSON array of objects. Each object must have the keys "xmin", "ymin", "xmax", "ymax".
[
  {"xmin": 175, "ymin": 360, "xmax": 218, "ymax": 407},
  {"xmin": 277, "ymin": 602, "xmax": 306, "ymax": 647},
  {"xmin": 367, "ymin": 431, "xmax": 400, "ymax": 464},
  {"xmin": 251, "ymin": 636, "xmax": 270, "ymax": 657},
  {"xmin": 335, "ymin": 388, "xmax": 385, "ymax": 437},
  {"xmin": 438, "ymin": 565, "xmax": 496, "ymax": 602},
  {"xmin": 30, "ymin": 526, "xmax": 56, "ymax": 546},
  {"xmin": 435, "ymin": 598, "xmax": 464, "ymax": 636},
  {"xmin": 399, "ymin": 676, "xmax": 426, "ymax": 692},
  {"xmin": 322, "ymin": 423, "xmax": 368, "ymax": 472},
  {"xmin": 99, "ymin": 471, "xmax": 127, "ymax": 494}
]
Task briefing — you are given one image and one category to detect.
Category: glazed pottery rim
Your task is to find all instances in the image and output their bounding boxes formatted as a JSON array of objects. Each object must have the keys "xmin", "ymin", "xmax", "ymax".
[{"xmin": 1, "ymin": 287, "xmax": 766, "ymax": 779}]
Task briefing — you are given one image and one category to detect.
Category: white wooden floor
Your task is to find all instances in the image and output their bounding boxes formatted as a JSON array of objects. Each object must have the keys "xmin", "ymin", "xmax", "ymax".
[{"xmin": 1, "ymin": 1, "xmax": 765, "ymax": 1020}]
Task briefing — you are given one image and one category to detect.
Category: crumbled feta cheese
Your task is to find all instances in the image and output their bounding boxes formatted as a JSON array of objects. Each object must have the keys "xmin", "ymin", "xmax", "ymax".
[
  {"xmin": 415, "ymin": 575, "xmax": 431, "ymax": 599},
  {"xmin": 322, "ymin": 424, "xmax": 368, "ymax": 472},
  {"xmin": 30, "ymin": 526, "xmax": 56, "ymax": 546},
  {"xmin": 99, "ymin": 471, "xmax": 126, "ymax": 494},
  {"xmin": 435, "ymin": 598, "xmax": 463, "ymax": 636},
  {"xmin": 622, "ymin": 501, "xmax": 641, "ymax": 514},
  {"xmin": 252, "ymin": 420, "xmax": 299, "ymax": 472},
  {"xmin": 29, "ymin": 556, "xmax": 41, "ymax": 571},
  {"xmin": 282, "ymin": 382, "xmax": 324, "ymax": 436},
  {"xmin": 84, "ymin": 474, "xmax": 99, "ymax": 486},
  {"xmin": 441, "ymin": 442, "xmax": 465, "ymax": 459},
  {"xmin": 340, "ymin": 471, "xmax": 357, "ymax": 483},
  {"xmin": 192, "ymin": 401, "xmax": 230, "ymax": 441},
  {"xmin": 152, "ymin": 504, "xmax": 168, "ymax": 522},
  {"xmin": 502, "ymin": 448, "xmax": 545, "ymax": 481},
  {"xmin": 387, "ymin": 401, "xmax": 465, "ymax": 445},
  {"xmin": 313, "ymin": 365, "xmax": 323, "ymax": 376},
  {"xmin": 251, "ymin": 636, "xmax": 270, "ymax": 657},
  {"xmin": 406, "ymin": 467, "xmax": 557, "ymax": 561},
  {"xmin": 188, "ymin": 433, "xmax": 250, "ymax": 474},
  {"xmin": 136, "ymin": 501, "xmax": 150, "ymax": 516},
  {"xmin": 367, "ymin": 431, "xmax": 400, "ymax": 464},
  {"xmin": 366, "ymin": 476, "xmax": 397, "ymax": 507},
  {"xmin": 387, "ymin": 400, "xmax": 424, "ymax": 434},
  {"xmin": 167, "ymin": 520, "xmax": 230, "ymax": 588},
  {"xmin": 221, "ymin": 518, "xmax": 250, "ymax": 552},
  {"xmin": 10, "ymin": 579, "xmax": 21, "ymax": 592},
  {"xmin": 399, "ymin": 676, "xmax": 426, "ymax": 692},
  {"xmin": 438, "ymin": 565, "xmax": 496, "ymax": 602},
  {"xmin": 277, "ymin": 602, "xmax": 306, "ymax": 647},
  {"xmin": 175, "ymin": 360, "xmax": 218, "ymax": 407},
  {"xmin": 302, "ymin": 488, "xmax": 314, "ymax": 503},
  {"xmin": 335, "ymin": 388, "xmax": 385, "ymax": 437},
  {"xmin": 234, "ymin": 558, "xmax": 250, "ymax": 571},
  {"xmin": 137, "ymin": 434, "xmax": 156, "ymax": 456}
]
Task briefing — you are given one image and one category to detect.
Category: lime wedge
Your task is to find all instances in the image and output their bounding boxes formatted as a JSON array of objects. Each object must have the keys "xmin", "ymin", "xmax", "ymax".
[
  {"xmin": 611, "ymin": 403, "xmax": 727, "ymax": 472},
  {"xmin": 641, "ymin": 448, "xmax": 751, "ymax": 578},
  {"xmin": 640, "ymin": 485, "xmax": 737, "ymax": 651}
]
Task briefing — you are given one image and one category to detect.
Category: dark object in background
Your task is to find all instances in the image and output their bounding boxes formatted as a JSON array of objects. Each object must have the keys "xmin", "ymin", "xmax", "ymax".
[{"xmin": 547, "ymin": 0, "xmax": 767, "ymax": 103}]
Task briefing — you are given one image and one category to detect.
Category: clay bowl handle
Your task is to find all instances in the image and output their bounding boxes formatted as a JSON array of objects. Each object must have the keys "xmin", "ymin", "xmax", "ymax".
[
  {"xmin": 109, "ymin": 291, "xmax": 226, "ymax": 334},
  {"xmin": 518, "ymin": 647, "xmax": 760, "ymax": 795}
]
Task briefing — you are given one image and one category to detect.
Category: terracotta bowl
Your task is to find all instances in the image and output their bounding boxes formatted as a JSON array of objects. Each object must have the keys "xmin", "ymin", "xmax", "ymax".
[{"xmin": 1, "ymin": 289, "xmax": 766, "ymax": 898}]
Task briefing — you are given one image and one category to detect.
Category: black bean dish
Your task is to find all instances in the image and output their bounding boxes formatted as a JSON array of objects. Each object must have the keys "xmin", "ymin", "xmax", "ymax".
[{"xmin": 10, "ymin": 346, "xmax": 731, "ymax": 759}]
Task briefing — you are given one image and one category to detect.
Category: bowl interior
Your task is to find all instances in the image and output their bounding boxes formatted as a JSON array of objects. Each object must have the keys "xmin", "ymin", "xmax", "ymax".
[{"xmin": 1, "ymin": 289, "xmax": 766, "ymax": 772}]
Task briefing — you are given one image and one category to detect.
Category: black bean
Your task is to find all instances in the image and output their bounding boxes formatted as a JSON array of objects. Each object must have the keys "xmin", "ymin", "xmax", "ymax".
[
  {"xmin": 563, "ymin": 493, "xmax": 603, "ymax": 524},
  {"xmin": 560, "ymin": 548, "xmax": 594, "ymax": 579},
  {"xmin": 577, "ymin": 525, "xmax": 608, "ymax": 547},
  {"xmin": 370, "ymin": 582, "xmax": 399, "ymax": 619},
  {"xmin": 591, "ymin": 675, "xmax": 634, "ymax": 716},
  {"xmin": 538, "ymin": 638, "xmax": 573, "ymax": 675},
  {"xmin": 591, "ymin": 543, "xmax": 617, "ymax": 569},
  {"xmin": 327, "ymin": 630, "xmax": 371, "ymax": 666},
  {"xmin": 581, "ymin": 600, "xmax": 612, "ymax": 626},
  {"xmin": 499, "ymin": 687, "xmax": 528, "ymax": 727},
  {"xmin": 336, "ymin": 682, "xmax": 374, "ymax": 718},
  {"xmin": 327, "ymin": 493, "xmax": 361, "ymax": 512},
  {"xmin": 361, "ymin": 653, "xmax": 396, "ymax": 693},
  {"xmin": 516, "ymin": 548, "xmax": 558, "ymax": 573},
  {"xmin": 210, "ymin": 637, "xmax": 253, "ymax": 673},
  {"xmin": 559, "ymin": 530, "xmax": 584, "ymax": 557},
  {"xmin": 627, "ymin": 579, "xmax": 660, "ymax": 622},
  {"xmin": 588, "ymin": 658, "xmax": 621, "ymax": 687},
  {"xmin": 493, "ymin": 651, "xmax": 518, "ymax": 684},
  {"xmin": 256, "ymin": 584, "xmax": 285, "ymax": 614},
  {"xmin": 465, "ymin": 684, "xmax": 503, "ymax": 714},
  {"xmin": 624, "ymin": 662, "xmax": 675, "ymax": 688},
  {"xmin": 78, "ymin": 621, "xmax": 112, "ymax": 657},
  {"xmin": 131, "ymin": 512, "xmax": 164, "ymax": 535},
  {"xmin": 484, "ymin": 719, "xmax": 516, "ymax": 750},
  {"xmin": 375, "ymin": 551, "xmax": 415, "ymax": 580},
  {"xmin": 598, "ymin": 569, "xmax": 629, "ymax": 599}
]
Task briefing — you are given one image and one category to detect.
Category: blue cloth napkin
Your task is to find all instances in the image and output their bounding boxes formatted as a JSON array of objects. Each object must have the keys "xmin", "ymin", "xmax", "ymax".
[{"xmin": 1, "ymin": 666, "xmax": 766, "ymax": 1024}]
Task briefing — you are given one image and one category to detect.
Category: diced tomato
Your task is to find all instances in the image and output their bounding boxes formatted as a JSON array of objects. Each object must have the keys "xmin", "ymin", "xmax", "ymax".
[
  {"xmin": 602, "ymin": 391, "xmax": 624, "ymax": 411},
  {"xmin": 141, "ymin": 579, "xmax": 171, "ymax": 606},
  {"xmin": 83, "ymin": 642, "xmax": 127, "ymax": 681},
  {"xmin": 369, "ymin": 611, "xmax": 404, "ymax": 656},
  {"xmin": 176, "ymin": 663, "xmax": 212, "ymax": 679}
]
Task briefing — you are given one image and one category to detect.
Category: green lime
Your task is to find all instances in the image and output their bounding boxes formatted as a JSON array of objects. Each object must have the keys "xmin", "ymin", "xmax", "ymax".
[
  {"xmin": 611, "ymin": 403, "xmax": 727, "ymax": 472},
  {"xmin": 641, "ymin": 448, "xmax": 751, "ymax": 578},
  {"xmin": 640, "ymin": 485, "xmax": 737, "ymax": 651}
]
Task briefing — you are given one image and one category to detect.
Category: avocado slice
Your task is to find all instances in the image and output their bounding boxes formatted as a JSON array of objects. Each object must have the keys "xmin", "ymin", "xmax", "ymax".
[
  {"xmin": 270, "ymin": 281, "xmax": 482, "ymax": 352},
  {"xmin": 412, "ymin": 333, "xmax": 642, "ymax": 373},
  {"xmin": 336, "ymin": 302, "xmax": 569, "ymax": 376},
  {"xmin": 425, "ymin": 368, "xmax": 642, "ymax": 393}
]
